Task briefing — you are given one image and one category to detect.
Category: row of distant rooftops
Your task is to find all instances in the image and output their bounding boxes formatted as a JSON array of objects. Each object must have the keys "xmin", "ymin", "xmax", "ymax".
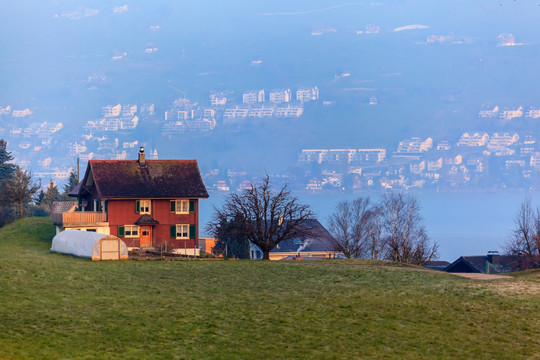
[
  {"xmin": 479, "ymin": 105, "xmax": 540, "ymax": 119},
  {"xmin": 210, "ymin": 87, "xmax": 319, "ymax": 106},
  {"xmin": 300, "ymin": 132, "xmax": 534, "ymax": 154}
]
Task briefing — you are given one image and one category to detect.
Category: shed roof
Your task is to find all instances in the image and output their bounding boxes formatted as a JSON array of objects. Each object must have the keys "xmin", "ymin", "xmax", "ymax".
[
  {"xmin": 50, "ymin": 230, "xmax": 127, "ymax": 260},
  {"xmin": 74, "ymin": 159, "xmax": 208, "ymax": 199}
]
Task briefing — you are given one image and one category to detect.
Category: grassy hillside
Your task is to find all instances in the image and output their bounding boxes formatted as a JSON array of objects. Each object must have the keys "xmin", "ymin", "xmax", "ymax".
[{"xmin": 0, "ymin": 218, "xmax": 539, "ymax": 360}]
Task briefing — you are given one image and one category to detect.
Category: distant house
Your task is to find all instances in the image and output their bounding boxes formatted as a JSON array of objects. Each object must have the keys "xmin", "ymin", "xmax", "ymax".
[
  {"xmin": 52, "ymin": 148, "xmax": 209, "ymax": 255},
  {"xmin": 199, "ymin": 237, "xmax": 217, "ymax": 255},
  {"xmin": 250, "ymin": 219, "xmax": 340, "ymax": 260},
  {"xmin": 444, "ymin": 251, "xmax": 537, "ymax": 274}
]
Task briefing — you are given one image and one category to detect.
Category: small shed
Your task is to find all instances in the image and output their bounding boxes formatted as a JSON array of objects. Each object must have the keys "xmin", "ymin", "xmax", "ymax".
[{"xmin": 51, "ymin": 230, "xmax": 128, "ymax": 261}]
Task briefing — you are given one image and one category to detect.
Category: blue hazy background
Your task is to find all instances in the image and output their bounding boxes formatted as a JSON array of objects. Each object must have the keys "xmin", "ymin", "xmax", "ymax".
[{"xmin": 1, "ymin": 0, "xmax": 540, "ymax": 260}]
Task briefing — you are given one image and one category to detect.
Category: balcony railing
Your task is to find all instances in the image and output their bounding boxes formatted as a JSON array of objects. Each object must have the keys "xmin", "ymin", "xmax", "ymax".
[{"xmin": 52, "ymin": 211, "xmax": 108, "ymax": 226}]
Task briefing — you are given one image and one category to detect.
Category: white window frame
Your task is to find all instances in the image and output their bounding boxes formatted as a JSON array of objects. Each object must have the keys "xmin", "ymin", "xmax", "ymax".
[
  {"xmin": 174, "ymin": 200, "xmax": 189, "ymax": 214},
  {"xmin": 140, "ymin": 199, "xmax": 151, "ymax": 214},
  {"xmin": 125, "ymin": 225, "xmax": 139, "ymax": 238},
  {"xmin": 176, "ymin": 224, "xmax": 189, "ymax": 239}
]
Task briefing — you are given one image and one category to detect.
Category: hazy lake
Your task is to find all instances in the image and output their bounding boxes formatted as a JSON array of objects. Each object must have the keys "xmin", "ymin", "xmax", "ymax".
[{"xmin": 200, "ymin": 191, "xmax": 540, "ymax": 262}]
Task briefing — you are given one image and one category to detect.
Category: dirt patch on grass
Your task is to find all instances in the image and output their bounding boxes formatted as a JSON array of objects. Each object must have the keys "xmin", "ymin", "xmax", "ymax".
[
  {"xmin": 485, "ymin": 281, "xmax": 540, "ymax": 298},
  {"xmin": 451, "ymin": 273, "xmax": 513, "ymax": 280}
]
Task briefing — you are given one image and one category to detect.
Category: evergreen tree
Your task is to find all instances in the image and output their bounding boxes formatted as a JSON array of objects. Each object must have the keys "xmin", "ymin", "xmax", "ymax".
[
  {"xmin": 63, "ymin": 169, "xmax": 79, "ymax": 196},
  {"xmin": 35, "ymin": 190, "xmax": 45, "ymax": 205},
  {"xmin": 43, "ymin": 179, "xmax": 60, "ymax": 209},
  {"xmin": 0, "ymin": 139, "xmax": 15, "ymax": 184},
  {"xmin": 0, "ymin": 139, "xmax": 16, "ymax": 226}
]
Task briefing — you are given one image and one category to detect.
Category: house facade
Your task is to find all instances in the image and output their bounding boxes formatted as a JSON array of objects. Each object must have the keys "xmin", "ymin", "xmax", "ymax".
[{"xmin": 53, "ymin": 148, "xmax": 208, "ymax": 255}]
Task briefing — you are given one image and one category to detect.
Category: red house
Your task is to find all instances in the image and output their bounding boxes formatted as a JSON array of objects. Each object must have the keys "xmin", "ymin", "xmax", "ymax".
[{"xmin": 53, "ymin": 148, "xmax": 209, "ymax": 255}]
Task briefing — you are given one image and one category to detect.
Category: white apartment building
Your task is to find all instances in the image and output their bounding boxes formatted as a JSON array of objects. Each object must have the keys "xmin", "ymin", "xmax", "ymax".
[
  {"xmin": 275, "ymin": 105, "xmax": 303, "ymax": 117},
  {"xmin": 210, "ymin": 93, "xmax": 227, "ymax": 106},
  {"xmin": 269, "ymin": 89, "xmax": 291, "ymax": 104},
  {"xmin": 296, "ymin": 87, "xmax": 319, "ymax": 102},
  {"xmin": 349, "ymin": 149, "xmax": 387, "ymax": 163},
  {"xmin": 500, "ymin": 106, "xmax": 523, "ymax": 121},
  {"xmin": 396, "ymin": 137, "xmax": 432, "ymax": 153},
  {"xmin": 523, "ymin": 134, "xmax": 536, "ymax": 144},
  {"xmin": 186, "ymin": 118, "xmax": 216, "ymax": 131},
  {"xmin": 120, "ymin": 116, "xmax": 138, "ymax": 130},
  {"xmin": 436, "ymin": 141, "xmax": 451, "ymax": 150},
  {"xmin": 520, "ymin": 147, "xmax": 535, "ymax": 156},
  {"xmin": 248, "ymin": 107, "xmax": 274, "ymax": 118},
  {"xmin": 123, "ymin": 140, "xmax": 139, "ymax": 149},
  {"xmin": 458, "ymin": 133, "xmax": 489, "ymax": 147},
  {"xmin": 69, "ymin": 141, "xmax": 87, "ymax": 156},
  {"xmin": 121, "ymin": 104, "xmax": 137, "ymax": 117},
  {"xmin": 427, "ymin": 158, "xmax": 443, "ymax": 171},
  {"xmin": 298, "ymin": 148, "xmax": 386, "ymax": 164},
  {"xmin": 243, "ymin": 90, "xmax": 265, "ymax": 104},
  {"xmin": 487, "ymin": 133, "xmax": 519, "ymax": 151},
  {"xmin": 306, "ymin": 178, "xmax": 323, "ymax": 191},
  {"xmin": 531, "ymin": 153, "xmax": 540, "ymax": 169},
  {"xmin": 0, "ymin": 106, "xmax": 11, "ymax": 115},
  {"xmin": 445, "ymin": 155, "xmax": 463, "ymax": 165},
  {"xmin": 224, "ymin": 106, "xmax": 249, "ymax": 119},
  {"xmin": 478, "ymin": 106, "xmax": 499, "ymax": 118},
  {"xmin": 525, "ymin": 108, "xmax": 540, "ymax": 119},
  {"xmin": 505, "ymin": 160, "xmax": 526, "ymax": 169},
  {"xmin": 102, "ymin": 104, "xmax": 122, "ymax": 117},
  {"xmin": 12, "ymin": 108, "xmax": 32, "ymax": 117},
  {"xmin": 23, "ymin": 122, "xmax": 63, "ymax": 137}
]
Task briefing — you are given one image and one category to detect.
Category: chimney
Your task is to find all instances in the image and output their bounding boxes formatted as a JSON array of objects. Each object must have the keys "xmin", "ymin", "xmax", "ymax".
[
  {"xmin": 487, "ymin": 251, "xmax": 499, "ymax": 266},
  {"xmin": 138, "ymin": 147, "xmax": 146, "ymax": 167}
]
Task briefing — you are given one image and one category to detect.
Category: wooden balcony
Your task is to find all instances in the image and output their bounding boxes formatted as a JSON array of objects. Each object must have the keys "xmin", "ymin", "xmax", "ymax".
[{"xmin": 52, "ymin": 211, "xmax": 108, "ymax": 227}]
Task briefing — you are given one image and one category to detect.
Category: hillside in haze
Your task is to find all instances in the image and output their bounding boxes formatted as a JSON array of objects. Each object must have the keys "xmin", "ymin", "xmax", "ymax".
[{"xmin": 0, "ymin": 0, "xmax": 538, "ymax": 187}]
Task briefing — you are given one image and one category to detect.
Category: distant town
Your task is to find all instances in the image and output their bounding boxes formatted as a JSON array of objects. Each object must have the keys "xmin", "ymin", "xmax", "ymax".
[{"xmin": 0, "ymin": 84, "xmax": 538, "ymax": 193}]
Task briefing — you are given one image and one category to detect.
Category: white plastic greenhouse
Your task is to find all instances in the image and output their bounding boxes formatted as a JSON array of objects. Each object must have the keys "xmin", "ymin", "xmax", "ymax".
[{"xmin": 51, "ymin": 230, "xmax": 128, "ymax": 261}]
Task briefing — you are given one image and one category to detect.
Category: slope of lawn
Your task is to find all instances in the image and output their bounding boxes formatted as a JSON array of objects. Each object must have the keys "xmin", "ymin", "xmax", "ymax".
[{"xmin": 0, "ymin": 218, "xmax": 539, "ymax": 359}]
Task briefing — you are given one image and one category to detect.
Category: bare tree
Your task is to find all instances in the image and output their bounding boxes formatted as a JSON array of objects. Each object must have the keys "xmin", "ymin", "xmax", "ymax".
[
  {"xmin": 3, "ymin": 167, "xmax": 41, "ymax": 218},
  {"xmin": 328, "ymin": 197, "xmax": 372, "ymax": 259},
  {"xmin": 381, "ymin": 193, "xmax": 438, "ymax": 265},
  {"xmin": 366, "ymin": 204, "xmax": 385, "ymax": 260},
  {"xmin": 505, "ymin": 198, "xmax": 540, "ymax": 267},
  {"xmin": 208, "ymin": 175, "xmax": 314, "ymax": 260}
]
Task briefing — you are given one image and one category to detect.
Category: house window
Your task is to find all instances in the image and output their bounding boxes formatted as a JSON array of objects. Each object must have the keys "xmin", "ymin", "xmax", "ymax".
[
  {"xmin": 170, "ymin": 199, "xmax": 195, "ymax": 214},
  {"xmin": 176, "ymin": 224, "xmax": 189, "ymax": 239},
  {"xmin": 124, "ymin": 225, "xmax": 139, "ymax": 237},
  {"xmin": 170, "ymin": 224, "xmax": 196, "ymax": 239},
  {"xmin": 136, "ymin": 200, "xmax": 151, "ymax": 214}
]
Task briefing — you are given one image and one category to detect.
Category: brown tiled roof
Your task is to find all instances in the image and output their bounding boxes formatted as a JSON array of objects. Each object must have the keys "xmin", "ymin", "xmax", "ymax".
[
  {"xmin": 51, "ymin": 201, "xmax": 77, "ymax": 214},
  {"xmin": 79, "ymin": 160, "xmax": 208, "ymax": 198}
]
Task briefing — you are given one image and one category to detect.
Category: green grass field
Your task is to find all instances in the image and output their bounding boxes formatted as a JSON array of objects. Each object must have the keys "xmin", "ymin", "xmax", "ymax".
[{"xmin": 0, "ymin": 218, "xmax": 539, "ymax": 359}]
